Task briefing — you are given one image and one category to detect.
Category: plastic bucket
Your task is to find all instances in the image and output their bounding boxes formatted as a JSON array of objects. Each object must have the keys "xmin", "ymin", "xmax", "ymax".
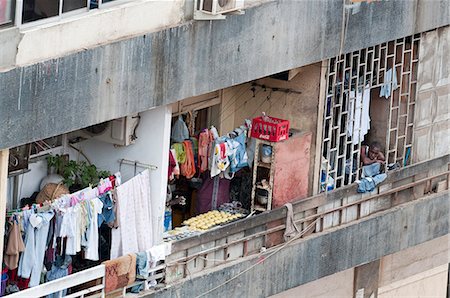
[{"xmin": 0, "ymin": 273, "xmax": 8, "ymax": 296}]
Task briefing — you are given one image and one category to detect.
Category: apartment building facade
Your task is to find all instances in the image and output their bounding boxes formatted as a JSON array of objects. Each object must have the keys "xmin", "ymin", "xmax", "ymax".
[{"xmin": 0, "ymin": 0, "xmax": 449, "ymax": 297}]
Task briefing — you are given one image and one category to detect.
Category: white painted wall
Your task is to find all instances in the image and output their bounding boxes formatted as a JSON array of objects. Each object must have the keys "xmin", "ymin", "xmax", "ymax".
[
  {"xmin": 15, "ymin": 0, "xmax": 185, "ymax": 66},
  {"xmin": 7, "ymin": 159, "xmax": 51, "ymax": 210},
  {"xmin": 5, "ymin": 105, "xmax": 171, "ymax": 244},
  {"xmin": 78, "ymin": 105, "xmax": 172, "ymax": 245}
]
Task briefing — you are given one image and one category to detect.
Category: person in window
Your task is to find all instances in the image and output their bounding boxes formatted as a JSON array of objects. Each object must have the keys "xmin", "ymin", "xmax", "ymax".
[
  {"xmin": 357, "ymin": 141, "xmax": 387, "ymax": 193},
  {"xmin": 361, "ymin": 141, "xmax": 385, "ymax": 166}
]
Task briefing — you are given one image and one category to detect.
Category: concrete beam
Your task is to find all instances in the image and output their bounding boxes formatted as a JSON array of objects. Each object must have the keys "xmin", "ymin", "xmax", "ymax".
[
  {"xmin": 150, "ymin": 191, "xmax": 450, "ymax": 298},
  {"xmin": 0, "ymin": 0, "xmax": 449, "ymax": 149}
]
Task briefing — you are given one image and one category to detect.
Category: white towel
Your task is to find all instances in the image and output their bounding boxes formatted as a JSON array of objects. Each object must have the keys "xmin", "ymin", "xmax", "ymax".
[{"xmin": 110, "ymin": 170, "xmax": 153, "ymax": 258}]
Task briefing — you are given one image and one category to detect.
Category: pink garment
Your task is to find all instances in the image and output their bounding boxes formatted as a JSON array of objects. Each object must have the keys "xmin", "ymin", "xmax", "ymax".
[
  {"xmin": 169, "ymin": 149, "xmax": 180, "ymax": 180},
  {"xmin": 98, "ymin": 178, "xmax": 113, "ymax": 195},
  {"xmin": 198, "ymin": 129, "xmax": 213, "ymax": 173}
]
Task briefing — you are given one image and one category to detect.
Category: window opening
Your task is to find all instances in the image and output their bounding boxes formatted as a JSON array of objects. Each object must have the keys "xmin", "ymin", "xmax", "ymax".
[
  {"xmin": 0, "ymin": 0, "xmax": 14, "ymax": 25},
  {"xmin": 320, "ymin": 34, "xmax": 420, "ymax": 192},
  {"xmin": 20, "ymin": 0, "xmax": 119, "ymax": 24}
]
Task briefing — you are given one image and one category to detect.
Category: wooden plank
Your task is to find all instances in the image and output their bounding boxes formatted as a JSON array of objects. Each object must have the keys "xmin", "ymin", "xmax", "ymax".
[
  {"xmin": 164, "ymin": 250, "xmax": 186, "ymax": 283},
  {"xmin": 0, "ymin": 149, "xmax": 9, "ymax": 270},
  {"xmin": 226, "ymin": 232, "xmax": 245, "ymax": 260}
]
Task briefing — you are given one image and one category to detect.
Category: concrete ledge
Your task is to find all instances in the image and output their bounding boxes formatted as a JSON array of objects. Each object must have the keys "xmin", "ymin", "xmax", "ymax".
[{"xmin": 150, "ymin": 191, "xmax": 450, "ymax": 298}]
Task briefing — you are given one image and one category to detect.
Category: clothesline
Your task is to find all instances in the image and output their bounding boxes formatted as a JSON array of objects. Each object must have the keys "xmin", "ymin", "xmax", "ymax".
[{"xmin": 6, "ymin": 174, "xmax": 118, "ymax": 218}]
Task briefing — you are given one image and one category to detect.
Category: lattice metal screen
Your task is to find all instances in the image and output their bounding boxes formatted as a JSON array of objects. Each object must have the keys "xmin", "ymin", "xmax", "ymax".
[{"xmin": 320, "ymin": 34, "xmax": 421, "ymax": 192}]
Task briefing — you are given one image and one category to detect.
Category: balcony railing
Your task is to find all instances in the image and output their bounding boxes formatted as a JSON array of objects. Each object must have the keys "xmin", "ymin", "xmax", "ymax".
[{"xmin": 164, "ymin": 154, "xmax": 450, "ymax": 284}]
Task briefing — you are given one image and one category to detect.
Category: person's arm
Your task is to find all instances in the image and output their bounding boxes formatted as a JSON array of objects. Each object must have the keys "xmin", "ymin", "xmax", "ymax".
[
  {"xmin": 360, "ymin": 146, "xmax": 377, "ymax": 165},
  {"xmin": 377, "ymin": 151, "xmax": 386, "ymax": 162}
]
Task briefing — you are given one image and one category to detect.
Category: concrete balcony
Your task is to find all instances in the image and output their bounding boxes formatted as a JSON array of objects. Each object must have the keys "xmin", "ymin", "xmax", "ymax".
[{"xmin": 151, "ymin": 154, "xmax": 450, "ymax": 297}]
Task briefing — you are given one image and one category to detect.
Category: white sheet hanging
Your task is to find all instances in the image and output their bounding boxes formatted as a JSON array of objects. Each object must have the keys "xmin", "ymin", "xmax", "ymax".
[
  {"xmin": 347, "ymin": 85, "xmax": 371, "ymax": 145},
  {"xmin": 111, "ymin": 169, "xmax": 153, "ymax": 259}
]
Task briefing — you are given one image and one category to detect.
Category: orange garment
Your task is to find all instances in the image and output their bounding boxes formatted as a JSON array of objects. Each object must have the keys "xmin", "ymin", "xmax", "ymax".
[
  {"xmin": 103, "ymin": 254, "xmax": 136, "ymax": 293},
  {"xmin": 180, "ymin": 141, "xmax": 196, "ymax": 179}
]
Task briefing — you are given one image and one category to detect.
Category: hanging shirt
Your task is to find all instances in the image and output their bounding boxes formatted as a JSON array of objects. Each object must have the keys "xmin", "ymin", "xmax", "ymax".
[
  {"xmin": 211, "ymin": 142, "xmax": 231, "ymax": 177},
  {"xmin": 198, "ymin": 129, "xmax": 213, "ymax": 173},
  {"xmin": 84, "ymin": 198, "xmax": 103, "ymax": 261},
  {"xmin": 226, "ymin": 133, "xmax": 249, "ymax": 173},
  {"xmin": 171, "ymin": 115, "xmax": 189, "ymax": 143},
  {"xmin": 59, "ymin": 207, "xmax": 78, "ymax": 255},
  {"xmin": 347, "ymin": 85, "xmax": 371, "ymax": 145},
  {"xmin": 380, "ymin": 67, "xmax": 398, "ymax": 98},
  {"xmin": 18, "ymin": 210, "xmax": 55, "ymax": 287},
  {"xmin": 172, "ymin": 143, "xmax": 186, "ymax": 164},
  {"xmin": 4, "ymin": 217, "xmax": 25, "ymax": 270}
]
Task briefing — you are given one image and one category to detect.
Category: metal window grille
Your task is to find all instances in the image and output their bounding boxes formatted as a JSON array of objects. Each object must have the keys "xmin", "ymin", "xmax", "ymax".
[{"xmin": 320, "ymin": 34, "xmax": 421, "ymax": 192}]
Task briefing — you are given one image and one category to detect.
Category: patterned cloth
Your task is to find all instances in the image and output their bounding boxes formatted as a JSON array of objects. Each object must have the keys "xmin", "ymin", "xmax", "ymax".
[{"xmin": 104, "ymin": 254, "xmax": 136, "ymax": 293}]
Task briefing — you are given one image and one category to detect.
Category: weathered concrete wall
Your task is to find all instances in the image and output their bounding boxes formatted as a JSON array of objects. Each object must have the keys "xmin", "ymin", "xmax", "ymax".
[
  {"xmin": 378, "ymin": 265, "xmax": 449, "ymax": 298},
  {"xmin": 0, "ymin": 27, "xmax": 20, "ymax": 69},
  {"xmin": 271, "ymin": 235, "xmax": 450, "ymax": 298},
  {"xmin": 0, "ymin": 0, "xmax": 449, "ymax": 149},
  {"xmin": 14, "ymin": 0, "xmax": 186, "ymax": 67},
  {"xmin": 379, "ymin": 235, "xmax": 450, "ymax": 288},
  {"xmin": 270, "ymin": 268, "xmax": 354, "ymax": 298},
  {"xmin": 414, "ymin": 26, "xmax": 450, "ymax": 162},
  {"xmin": 220, "ymin": 63, "xmax": 321, "ymax": 195},
  {"xmin": 150, "ymin": 191, "xmax": 450, "ymax": 298}
]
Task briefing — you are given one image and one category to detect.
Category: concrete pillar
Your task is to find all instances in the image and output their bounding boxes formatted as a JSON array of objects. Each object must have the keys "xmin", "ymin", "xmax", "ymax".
[{"xmin": 0, "ymin": 149, "xmax": 9, "ymax": 268}]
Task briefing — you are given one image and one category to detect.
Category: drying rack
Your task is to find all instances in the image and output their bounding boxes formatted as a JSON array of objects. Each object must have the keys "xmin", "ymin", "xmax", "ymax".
[{"xmin": 118, "ymin": 158, "xmax": 158, "ymax": 175}]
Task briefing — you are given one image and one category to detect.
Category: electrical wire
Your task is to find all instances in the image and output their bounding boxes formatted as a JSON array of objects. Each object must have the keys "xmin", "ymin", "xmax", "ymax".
[
  {"xmin": 68, "ymin": 144, "xmax": 92, "ymax": 165},
  {"xmin": 194, "ymin": 218, "xmax": 320, "ymax": 298}
]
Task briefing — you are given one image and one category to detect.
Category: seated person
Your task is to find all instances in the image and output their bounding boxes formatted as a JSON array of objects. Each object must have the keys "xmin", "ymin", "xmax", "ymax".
[
  {"xmin": 357, "ymin": 141, "xmax": 387, "ymax": 193},
  {"xmin": 360, "ymin": 141, "xmax": 385, "ymax": 177}
]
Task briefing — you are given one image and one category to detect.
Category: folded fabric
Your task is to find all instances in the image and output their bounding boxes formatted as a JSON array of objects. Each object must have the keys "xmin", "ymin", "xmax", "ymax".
[{"xmin": 104, "ymin": 254, "xmax": 137, "ymax": 293}]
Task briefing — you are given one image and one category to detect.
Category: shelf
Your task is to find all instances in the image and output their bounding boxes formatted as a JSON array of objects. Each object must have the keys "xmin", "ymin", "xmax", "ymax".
[
  {"xmin": 254, "ymin": 204, "xmax": 268, "ymax": 212},
  {"xmin": 256, "ymin": 162, "xmax": 271, "ymax": 169},
  {"xmin": 256, "ymin": 185, "xmax": 271, "ymax": 191}
]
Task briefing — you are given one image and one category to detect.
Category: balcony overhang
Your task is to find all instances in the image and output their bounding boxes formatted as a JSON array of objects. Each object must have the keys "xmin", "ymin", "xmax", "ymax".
[{"xmin": 1, "ymin": 0, "xmax": 449, "ymax": 149}]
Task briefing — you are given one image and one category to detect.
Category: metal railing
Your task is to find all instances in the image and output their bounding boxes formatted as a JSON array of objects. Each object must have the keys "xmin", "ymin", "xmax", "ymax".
[{"xmin": 8, "ymin": 265, "xmax": 106, "ymax": 298}]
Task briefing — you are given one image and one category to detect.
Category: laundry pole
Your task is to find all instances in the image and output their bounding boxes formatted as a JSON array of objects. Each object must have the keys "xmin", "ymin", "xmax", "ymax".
[{"xmin": 0, "ymin": 149, "xmax": 9, "ymax": 268}]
